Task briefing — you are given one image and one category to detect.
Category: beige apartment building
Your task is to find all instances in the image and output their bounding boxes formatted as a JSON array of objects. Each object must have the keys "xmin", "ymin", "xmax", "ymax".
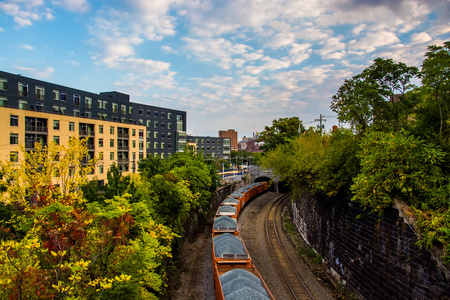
[{"xmin": 1, "ymin": 106, "xmax": 146, "ymax": 183}]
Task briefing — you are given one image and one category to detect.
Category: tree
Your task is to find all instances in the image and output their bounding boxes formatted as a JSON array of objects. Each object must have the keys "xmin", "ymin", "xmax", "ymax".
[
  {"xmin": 420, "ymin": 41, "xmax": 450, "ymax": 136},
  {"xmin": 331, "ymin": 58, "xmax": 418, "ymax": 133},
  {"xmin": 257, "ymin": 117, "xmax": 305, "ymax": 152}
]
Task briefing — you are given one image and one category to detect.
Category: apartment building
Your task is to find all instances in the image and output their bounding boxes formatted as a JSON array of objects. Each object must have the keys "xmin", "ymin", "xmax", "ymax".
[
  {"xmin": 218, "ymin": 129, "xmax": 238, "ymax": 151},
  {"xmin": 0, "ymin": 70, "xmax": 187, "ymax": 182},
  {"xmin": 187, "ymin": 135, "xmax": 231, "ymax": 159}
]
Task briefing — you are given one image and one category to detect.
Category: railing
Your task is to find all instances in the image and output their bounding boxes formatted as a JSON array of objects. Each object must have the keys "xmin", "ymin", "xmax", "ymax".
[
  {"xmin": 25, "ymin": 141, "xmax": 47, "ymax": 150},
  {"xmin": 117, "ymin": 158, "xmax": 129, "ymax": 163},
  {"xmin": 79, "ymin": 130, "xmax": 95, "ymax": 137},
  {"xmin": 118, "ymin": 133, "xmax": 129, "ymax": 139},
  {"xmin": 118, "ymin": 145, "xmax": 129, "ymax": 150},
  {"xmin": 25, "ymin": 125, "xmax": 48, "ymax": 133}
]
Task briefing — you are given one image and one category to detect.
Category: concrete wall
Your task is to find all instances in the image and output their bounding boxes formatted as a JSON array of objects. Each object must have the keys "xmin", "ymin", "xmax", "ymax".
[{"xmin": 291, "ymin": 195, "xmax": 450, "ymax": 299}]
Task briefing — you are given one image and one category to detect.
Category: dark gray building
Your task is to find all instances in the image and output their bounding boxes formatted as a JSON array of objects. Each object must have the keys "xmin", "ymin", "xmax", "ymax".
[
  {"xmin": 0, "ymin": 70, "xmax": 187, "ymax": 159},
  {"xmin": 187, "ymin": 135, "xmax": 231, "ymax": 159}
]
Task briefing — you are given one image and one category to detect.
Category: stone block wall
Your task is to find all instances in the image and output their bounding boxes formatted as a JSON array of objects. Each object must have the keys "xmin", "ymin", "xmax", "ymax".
[{"xmin": 291, "ymin": 196, "xmax": 450, "ymax": 299}]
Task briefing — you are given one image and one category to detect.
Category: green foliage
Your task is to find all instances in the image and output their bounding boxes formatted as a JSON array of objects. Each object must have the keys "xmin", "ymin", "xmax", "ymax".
[
  {"xmin": 351, "ymin": 130, "xmax": 447, "ymax": 214},
  {"xmin": 257, "ymin": 117, "xmax": 305, "ymax": 152}
]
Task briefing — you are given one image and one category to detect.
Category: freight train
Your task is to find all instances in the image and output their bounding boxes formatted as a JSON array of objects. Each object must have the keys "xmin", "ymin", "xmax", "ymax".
[{"xmin": 212, "ymin": 182, "xmax": 274, "ymax": 300}]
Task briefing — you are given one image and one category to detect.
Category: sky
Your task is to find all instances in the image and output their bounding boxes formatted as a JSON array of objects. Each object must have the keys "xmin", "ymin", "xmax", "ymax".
[{"xmin": 0, "ymin": 0, "xmax": 449, "ymax": 139}]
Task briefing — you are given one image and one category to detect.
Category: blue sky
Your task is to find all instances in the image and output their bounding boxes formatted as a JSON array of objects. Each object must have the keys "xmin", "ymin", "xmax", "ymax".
[{"xmin": 1, "ymin": 0, "xmax": 449, "ymax": 139}]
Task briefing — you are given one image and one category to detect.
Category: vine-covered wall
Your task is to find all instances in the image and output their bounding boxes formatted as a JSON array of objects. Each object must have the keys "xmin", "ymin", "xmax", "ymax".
[{"xmin": 291, "ymin": 196, "xmax": 450, "ymax": 299}]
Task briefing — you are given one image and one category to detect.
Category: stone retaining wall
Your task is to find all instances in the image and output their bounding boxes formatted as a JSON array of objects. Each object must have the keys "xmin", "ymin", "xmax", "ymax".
[{"xmin": 291, "ymin": 196, "xmax": 450, "ymax": 299}]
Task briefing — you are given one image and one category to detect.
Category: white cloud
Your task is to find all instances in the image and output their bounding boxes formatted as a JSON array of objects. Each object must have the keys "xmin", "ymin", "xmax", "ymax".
[
  {"xmin": 348, "ymin": 31, "xmax": 400, "ymax": 53},
  {"xmin": 161, "ymin": 45, "xmax": 178, "ymax": 54},
  {"xmin": 410, "ymin": 32, "xmax": 432, "ymax": 44},
  {"xmin": 0, "ymin": 0, "xmax": 52, "ymax": 27},
  {"xmin": 51, "ymin": 0, "xmax": 91, "ymax": 13},
  {"xmin": 0, "ymin": 27, "xmax": 4, "ymax": 32},
  {"xmin": 13, "ymin": 66, "xmax": 54, "ymax": 78},
  {"xmin": 20, "ymin": 44, "xmax": 34, "ymax": 50}
]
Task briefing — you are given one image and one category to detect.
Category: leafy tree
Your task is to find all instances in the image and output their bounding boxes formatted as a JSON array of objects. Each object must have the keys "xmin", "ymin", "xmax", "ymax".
[
  {"xmin": 331, "ymin": 58, "xmax": 418, "ymax": 133},
  {"xmin": 104, "ymin": 164, "xmax": 132, "ymax": 200},
  {"xmin": 420, "ymin": 41, "xmax": 450, "ymax": 136},
  {"xmin": 351, "ymin": 130, "xmax": 447, "ymax": 214},
  {"xmin": 138, "ymin": 156, "xmax": 167, "ymax": 180},
  {"xmin": 257, "ymin": 117, "xmax": 305, "ymax": 152},
  {"xmin": 0, "ymin": 139, "xmax": 175, "ymax": 299}
]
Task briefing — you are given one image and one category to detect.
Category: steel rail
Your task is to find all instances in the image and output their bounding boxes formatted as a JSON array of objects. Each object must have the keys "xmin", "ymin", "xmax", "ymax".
[{"xmin": 265, "ymin": 194, "xmax": 315, "ymax": 300}]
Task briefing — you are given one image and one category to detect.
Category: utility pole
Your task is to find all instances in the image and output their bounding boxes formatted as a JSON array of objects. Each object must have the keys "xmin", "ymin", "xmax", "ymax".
[{"xmin": 315, "ymin": 114, "xmax": 326, "ymax": 130}]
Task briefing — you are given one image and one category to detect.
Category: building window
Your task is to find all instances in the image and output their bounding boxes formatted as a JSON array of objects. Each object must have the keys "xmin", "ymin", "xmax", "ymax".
[
  {"xmin": 53, "ymin": 90, "xmax": 59, "ymax": 100},
  {"xmin": 167, "ymin": 112, "xmax": 171, "ymax": 119},
  {"xmin": 10, "ymin": 151, "xmax": 18, "ymax": 162},
  {"xmin": 60, "ymin": 92, "xmax": 67, "ymax": 101},
  {"xmin": 146, "ymin": 120, "xmax": 151, "ymax": 127},
  {"xmin": 19, "ymin": 100, "xmax": 27, "ymax": 110},
  {"xmin": 53, "ymin": 136, "xmax": 60, "ymax": 145},
  {"xmin": 99, "ymin": 165, "xmax": 104, "ymax": 174},
  {"xmin": 161, "ymin": 132, "xmax": 165, "ymax": 139},
  {"xmin": 121, "ymin": 105, "xmax": 126, "ymax": 115},
  {"xmin": 146, "ymin": 141, "xmax": 151, "ymax": 149},
  {"xmin": 177, "ymin": 123, "xmax": 183, "ymax": 130},
  {"xmin": 112, "ymin": 103, "xmax": 118, "ymax": 113},
  {"xmin": 139, "ymin": 108, "xmax": 143, "ymax": 115},
  {"xmin": 99, "ymin": 138, "xmax": 103, "ymax": 147},
  {"xmin": 0, "ymin": 96, "xmax": 7, "ymax": 107},
  {"xmin": 86, "ymin": 111, "xmax": 91, "ymax": 118},
  {"xmin": 85, "ymin": 97, "xmax": 92, "ymax": 109},
  {"xmin": 168, "ymin": 123, "xmax": 172, "ymax": 129},
  {"xmin": 153, "ymin": 142, "xmax": 158, "ymax": 149},
  {"xmin": 161, "ymin": 112, "xmax": 165, "ymax": 118},
  {"xmin": 36, "ymin": 102, "xmax": 44, "ymax": 112},
  {"xmin": 110, "ymin": 126, "xmax": 114, "ymax": 134},
  {"xmin": 0, "ymin": 78, "xmax": 7, "ymax": 90},
  {"xmin": 128, "ymin": 106, "xmax": 133, "ymax": 114},
  {"xmin": 147, "ymin": 131, "xmax": 151, "ymax": 138},
  {"xmin": 110, "ymin": 152, "xmax": 114, "ymax": 160},
  {"xmin": 132, "ymin": 129, "xmax": 136, "ymax": 137},
  {"xmin": 69, "ymin": 122, "xmax": 75, "ymax": 131},
  {"xmin": 10, "ymin": 115, "xmax": 18, "ymax": 127},
  {"xmin": 73, "ymin": 94, "xmax": 80, "ymax": 106},
  {"xmin": 60, "ymin": 106, "xmax": 66, "ymax": 115},
  {"xmin": 168, "ymin": 132, "xmax": 172, "ymax": 139},
  {"xmin": 18, "ymin": 82, "xmax": 28, "ymax": 97},
  {"xmin": 99, "ymin": 125, "xmax": 103, "ymax": 134},
  {"xmin": 139, "ymin": 119, "xmax": 143, "ymax": 126},
  {"xmin": 74, "ymin": 109, "xmax": 80, "ymax": 117},
  {"xmin": 161, "ymin": 122, "xmax": 165, "ymax": 128},
  {"xmin": 154, "ymin": 122, "xmax": 158, "ymax": 128},
  {"xmin": 161, "ymin": 142, "xmax": 165, "ymax": 149},
  {"xmin": 10, "ymin": 133, "xmax": 18, "ymax": 145},
  {"xmin": 154, "ymin": 131, "xmax": 158, "ymax": 138},
  {"xmin": 139, "ymin": 141, "xmax": 143, "ymax": 150},
  {"xmin": 53, "ymin": 120, "xmax": 60, "ymax": 130},
  {"xmin": 36, "ymin": 86, "xmax": 45, "ymax": 100},
  {"xmin": 177, "ymin": 114, "xmax": 183, "ymax": 121},
  {"xmin": 53, "ymin": 105, "xmax": 59, "ymax": 114},
  {"xmin": 102, "ymin": 101, "xmax": 107, "ymax": 109},
  {"xmin": 98, "ymin": 152, "xmax": 103, "ymax": 160},
  {"xmin": 139, "ymin": 130, "xmax": 144, "ymax": 139},
  {"xmin": 110, "ymin": 139, "xmax": 114, "ymax": 147},
  {"xmin": 146, "ymin": 110, "xmax": 151, "ymax": 117},
  {"xmin": 168, "ymin": 142, "xmax": 172, "ymax": 149},
  {"xmin": 132, "ymin": 140, "xmax": 136, "ymax": 148}
]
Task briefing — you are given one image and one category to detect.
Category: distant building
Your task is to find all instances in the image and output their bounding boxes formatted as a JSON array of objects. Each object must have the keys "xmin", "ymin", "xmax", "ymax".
[
  {"xmin": 187, "ymin": 135, "xmax": 231, "ymax": 159},
  {"xmin": 0, "ymin": 70, "xmax": 187, "ymax": 183},
  {"xmin": 238, "ymin": 135, "xmax": 262, "ymax": 153},
  {"xmin": 219, "ymin": 129, "xmax": 238, "ymax": 151}
]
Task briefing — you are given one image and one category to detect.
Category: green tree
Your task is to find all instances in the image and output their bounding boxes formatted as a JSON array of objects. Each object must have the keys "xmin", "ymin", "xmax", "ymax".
[
  {"xmin": 331, "ymin": 58, "xmax": 418, "ymax": 133},
  {"xmin": 257, "ymin": 117, "xmax": 305, "ymax": 152},
  {"xmin": 420, "ymin": 41, "xmax": 450, "ymax": 136}
]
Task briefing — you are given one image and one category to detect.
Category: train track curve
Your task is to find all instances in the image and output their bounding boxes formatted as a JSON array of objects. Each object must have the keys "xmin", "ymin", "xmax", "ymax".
[{"xmin": 265, "ymin": 194, "xmax": 315, "ymax": 300}]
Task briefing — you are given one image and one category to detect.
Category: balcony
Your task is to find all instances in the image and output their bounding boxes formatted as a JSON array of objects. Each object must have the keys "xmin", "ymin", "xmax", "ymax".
[
  {"xmin": 117, "ymin": 158, "xmax": 129, "ymax": 164},
  {"xmin": 118, "ymin": 145, "xmax": 129, "ymax": 151},
  {"xmin": 79, "ymin": 130, "xmax": 95, "ymax": 137},
  {"xmin": 87, "ymin": 144, "xmax": 95, "ymax": 150},
  {"xmin": 118, "ymin": 133, "xmax": 129, "ymax": 139},
  {"xmin": 25, "ymin": 141, "xmax": 47, "ymax": 150},
  {"xmin": 25, "ymin": 125, "xmax": 48, "ymax": 134}
]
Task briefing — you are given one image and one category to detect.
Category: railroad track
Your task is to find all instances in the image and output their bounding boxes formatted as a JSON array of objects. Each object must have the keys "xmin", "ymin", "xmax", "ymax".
[{"xmin": 265, "ymin": 194, "xmax": 315, "ymax": 300}]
